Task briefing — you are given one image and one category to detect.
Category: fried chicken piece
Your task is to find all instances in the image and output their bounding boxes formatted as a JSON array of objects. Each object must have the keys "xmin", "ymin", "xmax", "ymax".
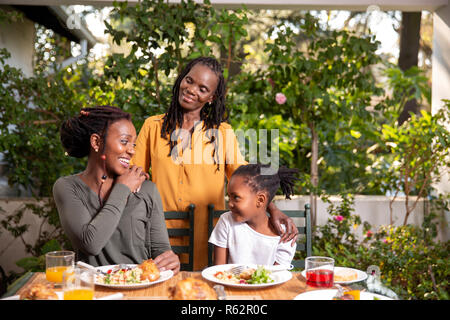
[
  {"xmin": 239, "ymin": 268, "xmax": 256, "ymax": 280},
  {"xmin": 170, "ymin": 278, "xmax": 217, "ymax": 300},
  {"xmin": 138, "ymin": 259, "xmax": 160, "ymax": 282},
  {"xmin": 20, "ymin": 283, "xmax": 58, "ymax": 300}
]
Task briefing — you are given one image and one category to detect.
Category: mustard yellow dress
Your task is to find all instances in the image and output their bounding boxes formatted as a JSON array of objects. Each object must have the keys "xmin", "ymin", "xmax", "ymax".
[{"xmin": 132, "ymin": 114, "xmax": 246, "ymax": 270}]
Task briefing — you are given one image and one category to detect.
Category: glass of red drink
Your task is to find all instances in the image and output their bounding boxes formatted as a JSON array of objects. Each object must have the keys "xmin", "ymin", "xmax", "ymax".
[{"xmin": 305, "ymin": 256, "xmax": 335, "ymax": 288}]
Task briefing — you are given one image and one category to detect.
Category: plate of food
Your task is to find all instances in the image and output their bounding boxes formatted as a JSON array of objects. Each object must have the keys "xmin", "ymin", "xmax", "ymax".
[
  {"xmin": 201, "ymin": 264, "xmax": 292, "ymax": 288},
  {"xmin": 95, "ymin": 259, "xmax": 173, "ymax": 289},
  {"xmin": 301, "ymin": 266, "xmax": 367, "ymax": 284},
  {"xmin": 293, "ymin": 289, "xmax": 392, "ymax": 300}
]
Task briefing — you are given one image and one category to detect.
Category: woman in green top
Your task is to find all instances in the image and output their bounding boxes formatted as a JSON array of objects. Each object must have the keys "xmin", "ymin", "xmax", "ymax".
[{"xmin": 53, "ymin": 105, "xmax": 180, "ymax": 274}]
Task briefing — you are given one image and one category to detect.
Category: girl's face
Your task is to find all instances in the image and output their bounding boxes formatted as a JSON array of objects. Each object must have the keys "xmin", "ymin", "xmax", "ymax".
[
  {"xmin": 102, "ymin": 119, "xmax": 137, "ymax": 177},
  {"xmin": 227, "ymin": 175, "xmax": 266, "ymax": 223},
  {"xmin": 178, "ymin": 63, "xmax": 218, "ymax": 113}
]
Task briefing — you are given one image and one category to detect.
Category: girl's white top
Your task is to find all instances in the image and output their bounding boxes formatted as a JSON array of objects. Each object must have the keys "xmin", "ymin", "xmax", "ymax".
[{"xmin": 208, "ymin": 211, "xmax": 296, "ymax": 267}]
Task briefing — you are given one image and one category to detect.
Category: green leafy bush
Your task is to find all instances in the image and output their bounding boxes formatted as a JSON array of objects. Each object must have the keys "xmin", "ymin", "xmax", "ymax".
[{"xmin": 311, "ymin": 194, "xmax": 449, "ymax": 300}]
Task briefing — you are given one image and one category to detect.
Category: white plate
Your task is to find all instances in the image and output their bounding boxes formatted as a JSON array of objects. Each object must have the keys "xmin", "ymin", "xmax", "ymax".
[
  {"xmin": 301, "ymin": 266, "xmax": 368, "ymax": 284},
  {"xmin": 294, "ymin": 289, "xmax": 392, "ymax": 300},
  {"xmin": 95, "ymin": 264, "xmax": 173, "ymax": 289},
  {"xmin": 201, "ymin": 264, "xmax": 292, "ymax": 289}
]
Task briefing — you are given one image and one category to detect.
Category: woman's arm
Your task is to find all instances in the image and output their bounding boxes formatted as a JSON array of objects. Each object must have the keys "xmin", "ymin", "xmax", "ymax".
[
  {"xmin": 145, "ymin": 181, "xmax": 180, "ymax": 274},
  {"xmin": 53, "ymin": 178, "xmax": 131, "ymax": 256},
  {"xmin": 267, "ymin": 202, "xmax": 298, "ymax": 246},
  {"xmin": 146, "ymin": 182, "xmax": 172, "ymax": 257}
]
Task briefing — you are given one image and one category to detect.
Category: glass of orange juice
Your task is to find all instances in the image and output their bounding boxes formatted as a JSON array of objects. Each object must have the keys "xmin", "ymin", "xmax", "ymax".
[
  {"xmin": 63, "ymin": 267, "xmax": 95, "ymax": 300},
  {"xmin": 45, "ymin": 251, "xmax": 75, "ymax": 286}
]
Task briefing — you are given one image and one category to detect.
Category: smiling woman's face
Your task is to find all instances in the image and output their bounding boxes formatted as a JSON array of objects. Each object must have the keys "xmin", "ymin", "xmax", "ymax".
[
  {"xmin": 178, "ymin": 63, "xmax": 218, "ymax": 113},
  {"xmin": 103, "ymin": 119, "xmax": 137, "ymax": 177}
]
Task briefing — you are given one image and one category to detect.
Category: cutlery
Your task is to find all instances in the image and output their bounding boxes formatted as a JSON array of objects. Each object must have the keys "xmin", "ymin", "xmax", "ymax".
[
  {"xmin": 230, "ymin": 264, "xmax": 293, "ymax": 275},
  {"xmin": 76, "ymin": 261, "xmax": 108, "ymax": 275},
  {"xmin": 213, "ymin": 285, "xmax": 226, "ymax": 300}
]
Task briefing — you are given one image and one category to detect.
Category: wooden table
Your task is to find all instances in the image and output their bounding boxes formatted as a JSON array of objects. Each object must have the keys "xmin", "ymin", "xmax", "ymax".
[{"xmin": 11, "ymin": 271, "xmax": 334, "ymax": 300}]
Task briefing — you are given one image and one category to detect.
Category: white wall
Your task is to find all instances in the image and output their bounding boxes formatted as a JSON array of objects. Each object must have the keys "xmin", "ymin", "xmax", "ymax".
[
  {"xmin": 0, "ymin": 6, "xmax": 35, "ymax": 77},
  {"xmin": 0, "ymin": 198, "xmax": 56, "ymax": 275}
]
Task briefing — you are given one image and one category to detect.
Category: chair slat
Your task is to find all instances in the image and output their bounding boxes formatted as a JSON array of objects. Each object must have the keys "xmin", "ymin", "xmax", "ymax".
[
  {"xmin": 167, "ymin": 229, "xmax": 190, "ymax": 237},
  {"xmin": 283, "ymin": 210, "xmax": 306, "ymax": 218},
  {"xmin": 165, "ymin": 211, "xmax": 189, "ymax": 219},
  {"xmin": 171, "ymin": 246, "xmax": 189, "ymax": 254},
  {"xmin": 165, "ymin": 204, "xmax": 195, "ymax": 271}
]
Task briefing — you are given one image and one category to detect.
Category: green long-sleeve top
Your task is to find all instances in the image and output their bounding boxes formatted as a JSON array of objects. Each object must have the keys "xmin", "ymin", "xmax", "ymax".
[{"xmin": 52, "ymin": 175, "xmax": 171, "ymax": 267}]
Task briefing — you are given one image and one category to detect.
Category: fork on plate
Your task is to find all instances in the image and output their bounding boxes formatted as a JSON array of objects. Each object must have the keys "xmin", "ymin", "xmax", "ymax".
[
  {"xmin": 76, "ymin": 261, "xmax": 108, "ymax": 275},
  {"xmin": 76, "ymin": 261, "xmax": 129, "ymax": 275},
  {"xmin": 229, "ymin": 264, "xmax": 293, "ymax": 276},
  {"xmin": 229, "ymin": 265, "xmax": 247, "ymax": 276},
  {"xmin": 111, "ymin": 264, "xmax": 130, "ymax": 273}
]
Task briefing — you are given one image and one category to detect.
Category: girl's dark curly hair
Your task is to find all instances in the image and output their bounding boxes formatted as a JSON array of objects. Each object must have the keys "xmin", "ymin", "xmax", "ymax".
[
  {"xmin": 161, "ymin": 56, "xmax": 228, "ymax": 166},
  {"xmin": 232, "ymin": 163, "xmax": 299, "ymax": 203},
  {"xmin": 60, "ymin": 105, "xmax": 131, "ymax": 158}
]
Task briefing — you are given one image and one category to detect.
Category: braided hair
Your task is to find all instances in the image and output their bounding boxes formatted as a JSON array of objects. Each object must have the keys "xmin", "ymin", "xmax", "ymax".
[
  {"xmin": 161, "ymin": 57, "xmax": 228, "ymax": 166},
  {"xmin": 232, "ymin": 164, "xmax": 299, "ymax": 203},
  {"xmin": 60, "ymin": 106, "xmax": 132, "ymax": 206},
  {"xmin": 60, "ymin": 105, "xmax": 131, "ymax": 158}
]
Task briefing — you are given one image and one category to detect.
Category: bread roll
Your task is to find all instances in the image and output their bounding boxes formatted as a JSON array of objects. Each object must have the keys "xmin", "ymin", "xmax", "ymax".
[
  {"xmin": 334, "ymin": 269, "xmax": 358, "ymax": 282},
  {"xmin": 19, "ymin": 283, "xmax": 58, "ymax": 300}
]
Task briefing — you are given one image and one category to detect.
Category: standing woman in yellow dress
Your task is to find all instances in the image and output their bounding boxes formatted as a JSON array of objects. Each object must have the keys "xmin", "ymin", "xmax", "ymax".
[{"xmin": 132, "ymin": 57, "xmax": 298, "ymax": 270}]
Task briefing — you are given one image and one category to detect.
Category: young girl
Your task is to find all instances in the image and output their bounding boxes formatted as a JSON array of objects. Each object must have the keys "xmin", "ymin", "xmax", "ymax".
[{"xmin": 208, "ymin": 164, "xmax": 299, "ymax": 267}]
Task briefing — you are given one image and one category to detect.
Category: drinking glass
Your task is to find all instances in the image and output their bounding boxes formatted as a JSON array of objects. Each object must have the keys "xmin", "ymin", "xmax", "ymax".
[
  {"xmin": 63, "ymin": 267, "xmax": 95, "ymax": 300},
  {"xmin": 45, "ymin": 251, "xmax": 75, "ymax": 286},
  {"xmin": 305, "ymin": 256, "xmax": 335, "ymax": 288}
]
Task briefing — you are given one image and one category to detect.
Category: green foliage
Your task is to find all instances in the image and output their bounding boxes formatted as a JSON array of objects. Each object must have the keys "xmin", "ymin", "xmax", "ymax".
[
  {"xmin": 0, "ymin": 48, "xmax": 87, "ymax": 197},
  {"xmin": 311, "ymin": 195, "xmax": 449, "ymax": 300},
  {"xmin": 230, "ymin": 14, "xmax": 386, "ymax": 195},
  {"xmin": 382, "ymin": 65, "xmax": 431, "ymax": 121},
  {"xmin": 16, "ymin": 239, "xmax": 62, "ymax": 273},
  {"xmin": 0, "ymin": 7, "xmax": 23, "ymax": 24},
  {"xmin": 368, "ymin": 103, "xmax": 450, "ymax": 225},
  {"xmin": 103, "ymin": 0, "xmax": 249, "ymax": 129}
]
